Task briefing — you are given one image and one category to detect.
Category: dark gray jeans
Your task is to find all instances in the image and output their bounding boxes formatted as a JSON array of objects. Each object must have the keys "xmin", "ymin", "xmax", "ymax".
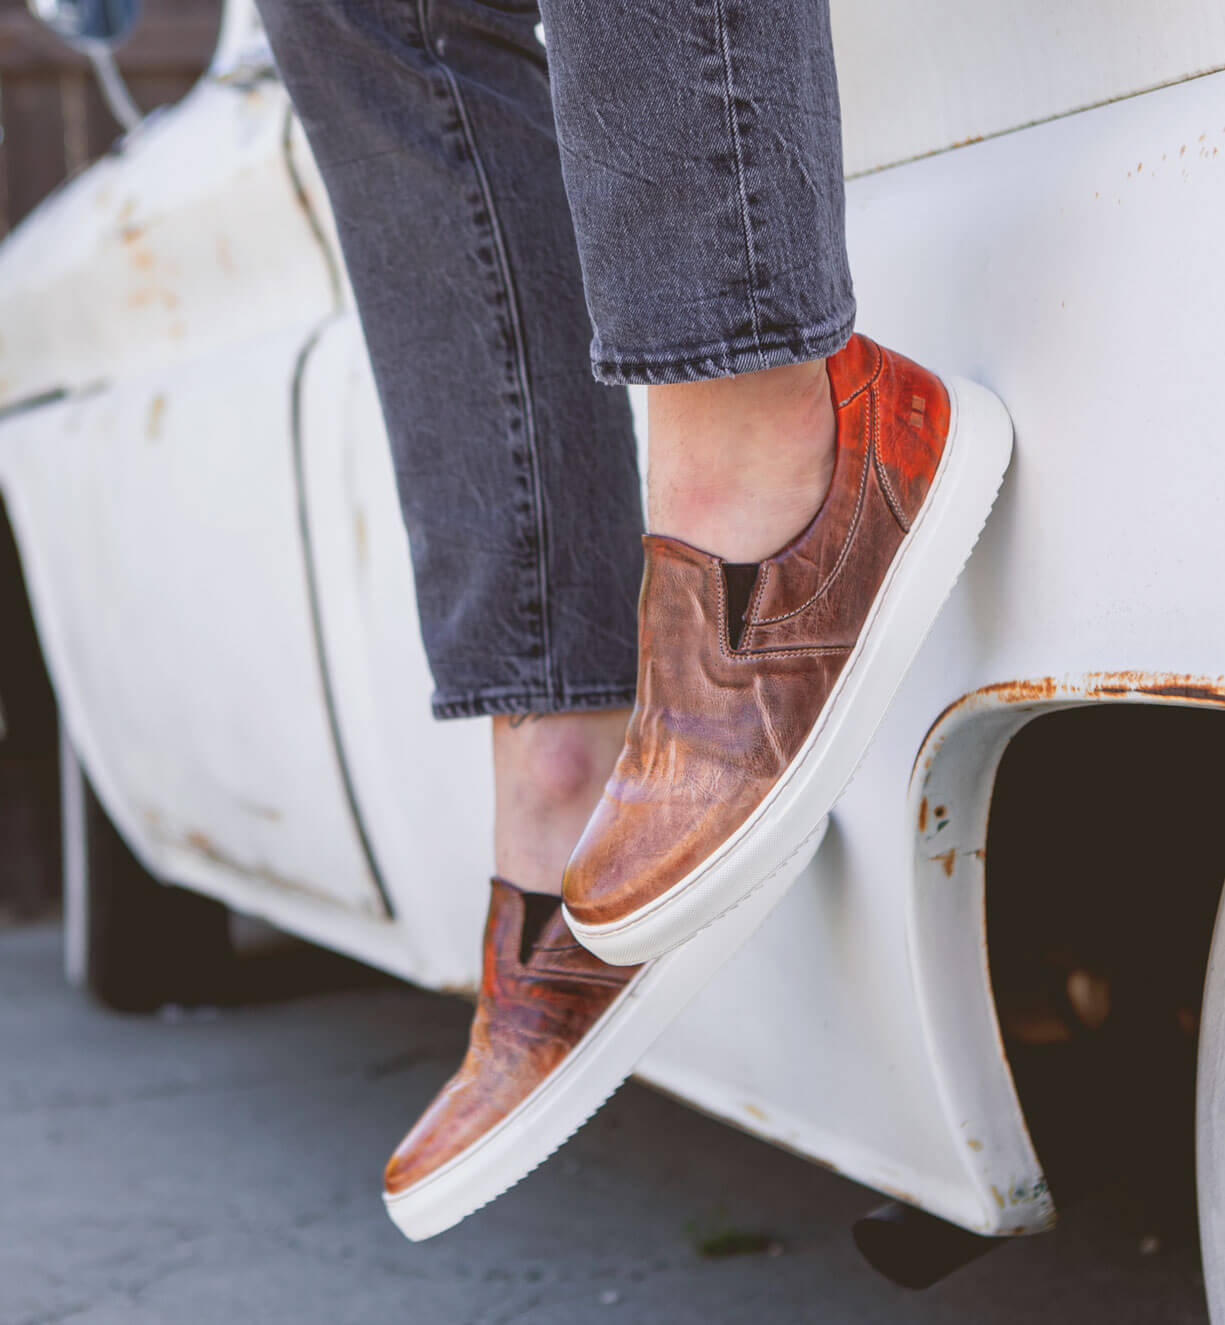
[{"xmin": 256, "ymin": 0, "xmax": 854, "ymax": 719}]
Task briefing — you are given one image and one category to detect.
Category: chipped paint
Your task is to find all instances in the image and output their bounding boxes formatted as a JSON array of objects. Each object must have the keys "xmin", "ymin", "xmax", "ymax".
[
  {"xmin": 146, "ymin": 394, "xmax": 165, "ymax": 441},
  {"xmin": 931, "ymin": 848, "xmax": 958, "ymax": 877},
  {"xmin": 176, "ymin": 829, "xmax": 355, "ymax": 912},
  {"xmin": 917, "ymin": 671, "xmax": 1225, "ymax": 778}
]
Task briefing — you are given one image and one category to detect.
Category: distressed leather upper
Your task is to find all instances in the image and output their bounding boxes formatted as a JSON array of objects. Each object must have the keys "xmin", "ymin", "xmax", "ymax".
[
  {"xmin": 562, "ymin": 335, "xmax": 950, "ymax": 928},
  {"xmin": 383, "ymin": 879, "xmax": 639, "ymax": 1196}
]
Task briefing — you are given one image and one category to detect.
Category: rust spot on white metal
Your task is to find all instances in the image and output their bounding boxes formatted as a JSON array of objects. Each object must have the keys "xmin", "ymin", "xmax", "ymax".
[
  {"xmin": 931, "ymin": 848, "xmax": 957, "ymax": 877},
  {"xmin": 178, "ymin": 829, "xmax": 343, "ymax": 909},
  {"xmin": 146, "ymin": 394, "xmax": 165, "ymax": 441},
  {"xmin": 919, "ymin": 671, "xmax": 1225, "ymax": 772},
  {"xmin": 215, "ymin": 235, "xmax": 238, "ymax": 277}
]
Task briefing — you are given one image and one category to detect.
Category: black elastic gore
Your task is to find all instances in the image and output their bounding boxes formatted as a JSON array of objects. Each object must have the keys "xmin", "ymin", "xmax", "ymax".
[
  {"xmin": 723, "ymin": 563, "xmax": 760, "ymax": 650},
  {"xmin": 518, "ymin": 892, "xmax": 562, "ymax": 965}
]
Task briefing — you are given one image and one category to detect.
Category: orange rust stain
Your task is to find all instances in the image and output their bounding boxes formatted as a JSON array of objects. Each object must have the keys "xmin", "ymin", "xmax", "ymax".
[
  {"xmin": 991, "ymin": 1185, "xmax": 1006, "ymax": 1210},
  {"xmin": 146, "ymin": 394, "xmax": 165, "ymax": 441},
  {"xmin": 918, "ymin": 797, "xmax": 928, "ymax": 832},
  {"xmin": 924, "ymin": 672, "xmax": 1225, "ymax": 754},
  {"xmin": 931, "ymin": 849, "xmax": 957, "ymax": 877},
  {"xmin": 130, "ymin": 249, "xmax": 155, "ymax": 272},
  {"xmin": 967, "ymin": 1139, "xmax": 983, "ymax": 1152},
  {"xmin": 979, "ymin": 677, "xmax": 1060, "ymax": 704},
  {"xmin": 216, "ymin": 235, "xmax": 238, "ymax": 277},
  {"xmin": 184, "ymin": 829, "xmax": 217, "ymax": 856},
  {"xmin": 934, "ymin": 805, "xmax": 947, "ymax": 819},
  {"xmin": 1084, "ymin": 672, "xmax": 1225, "ymax": 704},
  {"xmin": 743, "ymin": 1102, "xmax": 768, "ymax": 1122},
  {"xmin": 120, "ymin": 224, "xmax": 145, "ymax": 244}
]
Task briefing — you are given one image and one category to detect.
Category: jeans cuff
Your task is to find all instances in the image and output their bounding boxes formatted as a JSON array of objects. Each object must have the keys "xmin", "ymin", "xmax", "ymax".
[
  {"xmin": 590, "ymin": 304, "xmax": 857, "ymax": 386},
  {"xmin": 431, "ymin": 683, "xmax": 637, "ymax": 722}
]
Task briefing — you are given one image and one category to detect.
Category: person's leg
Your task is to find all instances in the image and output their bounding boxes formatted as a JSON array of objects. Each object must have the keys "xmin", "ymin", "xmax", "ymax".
[
  {"xmin": 648, "ymin": 360, "xmax": 837, "ymax": 562},
  {"xmin": 256, "ymin": 0, "xmax": 641, "ymax": 891},
  {"xmin": 255, "ymin": 0, "xmax": 680, "ymax": 1245},
  {"xmin": 540, "ymin": 0, "xmax": 1013, "ymax": 960},
  {"xmin": 491, "ymin": 709, "xmax": 627, "ymax": 893},
  {"xmin": 538, "ymin": 0, "xmax": 850, "ymax": 563}
]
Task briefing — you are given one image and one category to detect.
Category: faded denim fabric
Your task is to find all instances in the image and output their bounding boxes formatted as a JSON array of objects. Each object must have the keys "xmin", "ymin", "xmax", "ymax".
[
  {"xmin": 257, "ymin": 0, "xmax": 853, "ymax": 719},
  {"xmin": 538, "ymin": 0, "xmax": 855, "ymax": 384}
]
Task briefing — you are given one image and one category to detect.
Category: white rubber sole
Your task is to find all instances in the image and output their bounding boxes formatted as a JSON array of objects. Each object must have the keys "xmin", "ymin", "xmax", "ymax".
[
  {"xmin": 564, "ymin": 375, "xmax": 1014, "ymax": 967},
  {"xmin": 382, "ymin": 814, "xmax": 827, "ymax": 1243}
]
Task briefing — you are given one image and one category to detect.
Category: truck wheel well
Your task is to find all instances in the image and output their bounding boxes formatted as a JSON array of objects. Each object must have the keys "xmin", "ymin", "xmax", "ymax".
[
  {"xmin": 0, "ymin": 491, "xmax": 61, "ymax": 920},
  {"xmin": 987, "ymin": 703, "xmax": 1225, "ymax": 1232}
]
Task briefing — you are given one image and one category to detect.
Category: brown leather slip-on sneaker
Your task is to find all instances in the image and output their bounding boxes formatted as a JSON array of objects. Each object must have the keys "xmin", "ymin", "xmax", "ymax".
[
  {"xmin": 383, "ymin": 859, "xmax": 823, "ymax": 1240},
  {"xmin": 562, "ymin": 336, "xmax": 1012, "ymax": 966}
]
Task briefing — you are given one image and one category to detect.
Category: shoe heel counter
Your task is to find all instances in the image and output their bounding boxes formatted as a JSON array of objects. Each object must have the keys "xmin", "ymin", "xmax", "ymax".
[{"xmin": 873, "ymin": 347, "xmax": 951, "ymax": 530}]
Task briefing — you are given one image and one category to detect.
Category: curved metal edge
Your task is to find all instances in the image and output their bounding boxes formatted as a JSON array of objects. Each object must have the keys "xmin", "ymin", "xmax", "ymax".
[
  {"xmin": 905, "ymin": 670, "xmax": 1225, "ymax": 1236},
  {"xmin": 1197, "ymin": 879, "xmax": 1225, "ymax": 1322}
]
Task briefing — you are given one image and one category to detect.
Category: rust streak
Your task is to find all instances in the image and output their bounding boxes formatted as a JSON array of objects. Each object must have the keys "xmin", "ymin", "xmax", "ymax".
[
  {"xmin": 918, "ymin": 671, "xmax": 1225, "ymax": 773},
  {"xmin": 918, "ymin": 797, "xmax": 928, "ymax": 832},
  {"xmin": 931, "ymin": 849, "xmax": 957, "ymax": 877}
]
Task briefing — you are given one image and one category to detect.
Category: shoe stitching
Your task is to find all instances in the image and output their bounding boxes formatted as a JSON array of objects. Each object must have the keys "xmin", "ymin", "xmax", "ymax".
[
  {"xmin": 747, "ymin": 386, "xmax": 874, "ymax": 627},
  {"xmin": 717, "ymin": 559, "xmax": 854, "ymax": 660},
  {"xmin": 834, "ymin": 337, "xmax": 884, "ymax": 410}
]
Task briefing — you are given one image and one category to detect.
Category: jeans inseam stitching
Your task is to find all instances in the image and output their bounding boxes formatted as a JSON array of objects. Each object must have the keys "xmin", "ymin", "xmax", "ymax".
[
  {"xmin": 713, "ymin": 0, "xmax": 767, "ymax": 370},
  {"xmin": 416, "ymin": 0, "xmax": 556, "ymax": 707}
]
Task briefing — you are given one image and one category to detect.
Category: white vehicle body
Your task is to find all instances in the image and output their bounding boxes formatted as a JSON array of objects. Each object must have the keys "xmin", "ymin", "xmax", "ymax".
[{"xmin": 1, "ymin": 0, "xmax": 1224, "ymax": 1243}]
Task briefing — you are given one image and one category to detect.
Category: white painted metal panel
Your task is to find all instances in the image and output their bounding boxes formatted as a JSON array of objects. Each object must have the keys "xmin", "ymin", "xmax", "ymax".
[
  {"xmin": 832, "ymin": 0, "xmax": 1225, "ymax": 176},
  {"xmin": 638, "ymin": 70, "xmax": 1225, "ymax": 1232},
  {"xmin": 0, "ymin": 77, "xmax": 332, "ymax": 409},
  {"xmin": 297, "ymin": 321, "xmax": 491, "ymax": 989},
  {"xmin": 0, "ymin": 333, "xmax": 387, "ymax": 919}
]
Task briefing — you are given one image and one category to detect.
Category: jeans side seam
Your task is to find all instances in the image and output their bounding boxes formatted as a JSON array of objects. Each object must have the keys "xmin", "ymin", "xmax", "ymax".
[
  {"xmin": 416, "ymin": 0, "xmax": 557, "ymax": 709},
  {"xmin": 713, "ymin": 0, "xmax": 766, "ymax": 371}
]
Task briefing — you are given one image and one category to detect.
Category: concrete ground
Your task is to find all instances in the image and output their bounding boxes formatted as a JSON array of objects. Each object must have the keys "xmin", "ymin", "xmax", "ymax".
[{"xmin": 3, "ymin": 922, "xmax": 1210, "ymax": 1325}]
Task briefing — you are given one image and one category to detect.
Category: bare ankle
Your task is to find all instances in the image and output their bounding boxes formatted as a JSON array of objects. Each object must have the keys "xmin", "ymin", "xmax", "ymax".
[
  {"xmin": 492, "ymin": 709, "xmax": 629, "ymax": 895},
  {"xmin": 647, "ymin": 358, "xmax": 837, "ymax": 563}
]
